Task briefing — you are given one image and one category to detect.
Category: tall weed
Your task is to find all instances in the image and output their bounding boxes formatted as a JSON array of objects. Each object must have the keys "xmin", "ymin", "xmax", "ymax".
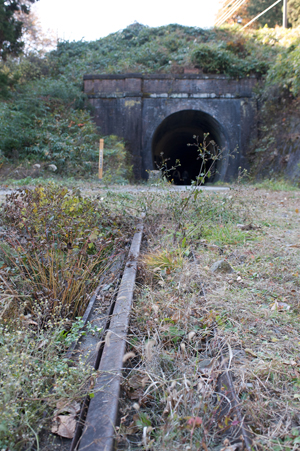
[{"xmin": 1, "ymin": 184, "xmax": 128, "ymax": 321}]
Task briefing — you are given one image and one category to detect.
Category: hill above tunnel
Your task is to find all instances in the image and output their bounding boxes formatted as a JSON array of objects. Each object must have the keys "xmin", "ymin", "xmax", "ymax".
[{"xmin": 1, "ymin": 23, "xmax": 300, "ymax": 182}]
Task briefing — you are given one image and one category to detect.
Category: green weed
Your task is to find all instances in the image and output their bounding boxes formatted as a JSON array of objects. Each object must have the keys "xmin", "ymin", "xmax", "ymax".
[
  {"xmin": 201, "ymin": 223, "xmax": 255, "ymax": 246},
  {"xmin": 0, "ymin": 322, "xmax": 95, "ymax": 450},
  {"xmin": 253, "ymin": 178, "xmax": 300, "ymax": 191},
  {"xmin": 143, "ymin": 248, "xmax": 184, "ymax": 274}
]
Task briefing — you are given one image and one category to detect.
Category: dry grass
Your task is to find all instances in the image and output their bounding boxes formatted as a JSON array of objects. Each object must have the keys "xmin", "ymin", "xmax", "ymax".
[
  {"xmin": 1, "ymin": 181, "xmax": 300, "ymax": 450},
  {"xmin": 0, "ymin": 184, "xmax": 132, "ymax": 449},
  {"xmin": 115, "ymin": 185, "xmax": 300, "ymax": 450},
  {"xmin": 0, "ymin": 243, "xmax": 109, "ymax": 321}
]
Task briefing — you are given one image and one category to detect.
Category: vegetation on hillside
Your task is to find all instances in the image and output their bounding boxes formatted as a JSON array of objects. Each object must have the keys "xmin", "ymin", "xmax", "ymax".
[
  {"xmin": 0, "ymin": 22, "xmax": 300, "ymax": 178},
  {"xmin": 50, "ymin": 23, "xmax": 276, "ymax": 78}
]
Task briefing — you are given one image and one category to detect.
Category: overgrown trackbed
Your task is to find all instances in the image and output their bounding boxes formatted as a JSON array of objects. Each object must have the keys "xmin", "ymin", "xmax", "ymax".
[
  {"xmin": 111, "ymin": 183, "xmax": 300, "ymax": 451},
  {"xmin": 1, "ymin": 182, "xmax": 300, "ymax": 450}
]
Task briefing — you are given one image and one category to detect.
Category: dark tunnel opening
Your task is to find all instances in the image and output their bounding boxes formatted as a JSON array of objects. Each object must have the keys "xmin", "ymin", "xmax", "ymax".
[{"xmin": 152, "ymin": 110, "xmax": 225, "ymax": 185}]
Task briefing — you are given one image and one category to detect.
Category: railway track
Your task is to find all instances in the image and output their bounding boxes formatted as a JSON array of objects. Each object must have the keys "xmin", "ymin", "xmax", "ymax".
[
  {"xmin": 4, "ymin": 185, "xmax": 298, "ymax": 450},
  {"xmin": 54, "ymin": 215, "xmax": 255, "ymax": 451},
  {"xmin": 66, "ymin": 217, "xmax": 144, "ymax": 451}
]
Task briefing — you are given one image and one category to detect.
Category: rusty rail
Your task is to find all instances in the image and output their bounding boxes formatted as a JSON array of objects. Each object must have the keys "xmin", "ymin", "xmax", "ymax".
[
  {"xmin": 70, "ymin": 219, "xmax": 144, "ymax": 451},
  {"xmin": 192, "ymin": 249, "xmax": 254, "ymax": 450},
  {"xmin": 216, "ymin": 345, "xmax": 253, "ymax": 450}
]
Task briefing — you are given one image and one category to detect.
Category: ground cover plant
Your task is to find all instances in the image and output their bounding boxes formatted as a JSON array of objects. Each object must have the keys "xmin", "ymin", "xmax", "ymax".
[
  {"xmin": 0, "ymin": 81, "xmax": 132, "ymax": 180},
  {"xmin": 100, "ymin": 181, "xmax": 300, "ymax": 450},
  {"xmin": 0, "ymin": 183, "xmax": 133, "ymax": 449}
]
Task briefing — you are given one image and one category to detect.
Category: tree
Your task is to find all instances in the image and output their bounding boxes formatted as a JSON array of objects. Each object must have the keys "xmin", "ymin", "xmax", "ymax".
[
  {"xmin": 246, "ymin": 0, "xmax": 282, "ymax": 28},
  {"xmin": 288, "ymin": 0, "xmax": 300, "ymax": 27},
  {"xmin": 215, "ymin": 0, "xmax": 251, "ymax": 27},
  {"xmin": 247, "ymin": 0, "xmax": 300, "ymax": 28},
  {"xmin": 0, "ymin": 0, "xmax": 37, "ymax": 60},
  {"xmin": 17, "ymin": 8, "xmax": 56, "ymax": 55},
  {"xmin": 216, "ymin": 0, "xmax": 300, "ymax": 28}
]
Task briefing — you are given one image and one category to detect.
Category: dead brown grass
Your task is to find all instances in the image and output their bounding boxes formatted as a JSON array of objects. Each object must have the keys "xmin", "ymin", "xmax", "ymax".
[{"xmin": 116, "ymin": 185, "xmax": 300, "ymax": 450}]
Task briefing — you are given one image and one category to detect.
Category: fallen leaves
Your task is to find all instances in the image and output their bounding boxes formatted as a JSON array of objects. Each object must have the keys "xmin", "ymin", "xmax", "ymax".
[
  {"xmin": 51, "ymin": 401, "xmax": 80, "ymax": 439},
  {"xmin": 120, "ymin": 413, "xmax": 140, "ymax": 434},
  {"xmin": 245, "ymin": 348, "xmax": 257, "ymax": 357},
  {"xmin": 220, "ymin": 443, "xmax": 244, "ymax": 451},
  {"xmin": 124, "ymin": 373, "xmax": 152, "ymax": 408},
  {"xmin": 188, "ymin": 331, "xmax": 196, "ymax": 341},
  {"xmin": 282, "ymin": 360, "xmax": 297, "ymax": 366},
  {"xmin": 105, "ymin": 330, "xmax": 112, "ymax": 346},
  {"xmin": 198, "ymin": 358, "xmax": 216, "ymax": 375},
  {"xmin": 186, "ymin": 416, "xmax": 202, "ymax": 427}
]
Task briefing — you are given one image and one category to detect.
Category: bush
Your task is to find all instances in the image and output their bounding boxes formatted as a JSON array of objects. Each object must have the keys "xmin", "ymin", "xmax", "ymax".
[
  {"xmin": 191, "ymin": 43, "xmax": 269, "ymax": 77},
  {"xmin": 0, "ymin": 70, "xmax": 134, "ymax": 179},
  {"xmin": 0, "ymin": 77, "xmax": 100, "ymax": 174},
  {"xmin": 103, "ymin": 135, "xmax": 133, "ymax": 183},
  {"xmin": 2, "ymin": 184, "xmax": 127, "ymax": 319},
  {"xmin": 266, "ymin": 39, "xmax": 300, "ymax": 96}
]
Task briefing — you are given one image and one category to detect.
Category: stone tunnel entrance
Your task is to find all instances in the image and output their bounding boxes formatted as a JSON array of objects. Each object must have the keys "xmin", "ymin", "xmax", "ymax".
[{"xmin": 152, "ymin": 110, "xmax": 225, "ymax": 185}]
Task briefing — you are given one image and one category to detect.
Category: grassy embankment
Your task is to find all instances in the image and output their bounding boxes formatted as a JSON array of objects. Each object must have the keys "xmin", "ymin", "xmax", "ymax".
[{"xmin": 1, "ymin": 23, "xmax": 300, "ymax": 184}]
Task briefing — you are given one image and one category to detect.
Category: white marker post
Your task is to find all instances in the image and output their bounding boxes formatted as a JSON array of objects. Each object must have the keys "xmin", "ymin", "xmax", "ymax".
[
  {"xmin": 283, "ymin": 0, "xmax": 287, "ymax": 28},
  {"xmin": 99, "ymin": 139, "xmax": 104, "ymax": 180}
]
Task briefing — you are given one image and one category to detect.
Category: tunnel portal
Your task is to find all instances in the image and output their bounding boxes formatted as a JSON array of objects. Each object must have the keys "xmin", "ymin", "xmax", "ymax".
[
  {"xmin": 84, "ymin": 74, "xmax": 258, "ymax": 181},
  {"xmin": 152, "ymin": 110, "xmax": 224, "ymax": 184}
]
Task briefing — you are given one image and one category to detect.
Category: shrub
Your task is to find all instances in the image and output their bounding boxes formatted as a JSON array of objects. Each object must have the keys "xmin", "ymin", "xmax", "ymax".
[
  {"xmin": 0, "ymin": 77, "xmax": 99, "ymax": 175},
  {"xmin": 0, "ymin": 72, "xmax": 134, "ymax": 179},
  {"xmin": 103, "ymin": 135, "xmax": 133, "ymax": 183},
  {"xmin": 191, "ymin": 43, "xmax": 269, "ymax": 77},
  {"xmin": 2, "ymin": 184, "xmax": 127, "ymax": 320},
  {"xmin": 266, "ymin": 40, "xmax": 300, "ymax": 96}
]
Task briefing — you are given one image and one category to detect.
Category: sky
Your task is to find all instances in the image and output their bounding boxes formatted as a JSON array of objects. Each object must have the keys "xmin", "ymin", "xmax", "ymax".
[{"xmin": 32, "ymin": 0, "xmax": 222, "ymax": 42}]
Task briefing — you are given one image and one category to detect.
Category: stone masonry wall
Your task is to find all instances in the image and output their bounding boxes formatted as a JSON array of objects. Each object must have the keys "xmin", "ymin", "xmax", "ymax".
[{"xmin": 84, "ymin": 74, "xmax": 258, "ymax": 180}]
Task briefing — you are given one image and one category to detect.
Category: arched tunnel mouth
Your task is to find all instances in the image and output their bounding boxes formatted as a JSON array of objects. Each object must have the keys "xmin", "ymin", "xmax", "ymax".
[{"xmin": 152, "ymin": 110, "xmax": 225, "ymax": 185}]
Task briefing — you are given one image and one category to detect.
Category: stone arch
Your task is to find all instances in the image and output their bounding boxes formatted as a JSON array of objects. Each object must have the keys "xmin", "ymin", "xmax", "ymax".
[{"xmin": 151, "ymin": 109, "xmax": 229, "ymax": 184}]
